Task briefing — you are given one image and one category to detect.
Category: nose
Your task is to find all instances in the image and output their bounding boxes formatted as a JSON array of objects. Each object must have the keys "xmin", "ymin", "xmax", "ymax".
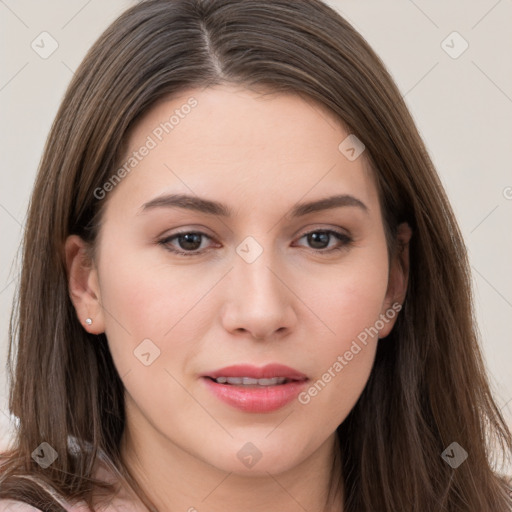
[{"xmin": 220, "ymin": 246, "xmax": 297, "ymax": 341}]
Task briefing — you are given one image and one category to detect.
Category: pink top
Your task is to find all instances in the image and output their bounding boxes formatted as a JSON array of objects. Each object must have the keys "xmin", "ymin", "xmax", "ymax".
[
  {"xmin": 0, "ymin": 502, "xmax": 92, "ymax": 512},
  {"xmin": 0, "ymin": 451, "xmax": 147, "ymax": 512},
  {"xmin": 0, "ymin": 502, "xmax": 136, "ymax": 512}
]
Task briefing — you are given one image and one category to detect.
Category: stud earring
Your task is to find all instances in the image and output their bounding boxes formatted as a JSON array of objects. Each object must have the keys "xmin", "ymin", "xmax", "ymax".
[{"xmin": 85, "ymin": 318, "xmax": 93, "ymax": 325}]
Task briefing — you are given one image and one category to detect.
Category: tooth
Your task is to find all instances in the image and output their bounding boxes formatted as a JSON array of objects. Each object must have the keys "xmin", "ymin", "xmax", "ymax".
[
  {"xmin": 226, "ymin": 377, "xmax": 244, "ymax": 385},
  {"xmin": 213, "ymin": 376, "xmax": 291, "ymax": 385},
  {"xmin": 214, "ymin": 376, "xmax": 289, "ymax": 386},
  {"xmin": 259, "ymin": 377, "xmax": 286, "ymax": 385},
  {"xmin": 242, "ymin": 377, "xmax": 259, "ymax": 385}
]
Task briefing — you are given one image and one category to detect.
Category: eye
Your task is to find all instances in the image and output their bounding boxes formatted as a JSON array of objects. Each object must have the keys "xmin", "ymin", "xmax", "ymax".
[
  {"xmin": 158, "ymin": 231, "xmax": 215, "ymax": 256},
  {"xmin": 158, "ymin": 228, "xmax": 353, "ymax": 257},
  {"xmin": 295, "ymin": 229, "xmax": 353, "ymax": 253}
]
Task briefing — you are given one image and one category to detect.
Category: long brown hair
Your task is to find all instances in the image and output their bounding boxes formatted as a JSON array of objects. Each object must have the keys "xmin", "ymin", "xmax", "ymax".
[{"xmin": 1, "ymin": 0, "xmax": 511, "ymax": 510}]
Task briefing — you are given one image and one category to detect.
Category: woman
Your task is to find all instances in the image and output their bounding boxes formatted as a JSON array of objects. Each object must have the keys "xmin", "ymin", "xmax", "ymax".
[{"xmin": 1, "ymin": 0, "xmax": 511, "ymax": 510}]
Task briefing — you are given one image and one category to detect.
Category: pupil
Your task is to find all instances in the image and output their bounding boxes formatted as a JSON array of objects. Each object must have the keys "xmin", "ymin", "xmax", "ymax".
[
  {"xmin": 308, "ymin": 232, "xmax": 329, "ymax": 249},
  {"xmin": 179, "ymin": 233, "xmax": 201, "ymax": 250}
]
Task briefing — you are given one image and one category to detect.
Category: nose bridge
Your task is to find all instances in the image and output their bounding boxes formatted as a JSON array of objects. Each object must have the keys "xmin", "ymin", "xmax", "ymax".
[
  {"xmin": 222, "ymin": 234, "xmax": 295, "ymax": 337},
  {"xmin": 234, "ymin": 236, "xmax": 285, "ymax": 306}
]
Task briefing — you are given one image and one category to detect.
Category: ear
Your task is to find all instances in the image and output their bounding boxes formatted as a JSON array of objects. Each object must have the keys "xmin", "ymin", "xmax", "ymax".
[
  {"xmin": 64, "ymin": 234, "xmax": 105, "ymax": 334},
  {"xmin": 378, "ymin": 222, "xmax": 412, "ymax": 339}
]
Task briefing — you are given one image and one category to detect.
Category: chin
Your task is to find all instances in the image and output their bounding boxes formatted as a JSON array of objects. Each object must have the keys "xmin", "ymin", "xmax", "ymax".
[{"xmin": 198, "ymin": 434, "xmax": 315, "ymax": 476}]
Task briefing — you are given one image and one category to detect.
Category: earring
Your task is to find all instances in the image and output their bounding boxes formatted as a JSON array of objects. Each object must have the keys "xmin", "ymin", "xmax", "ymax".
[{"xmin": 85, "ymin": 318, "xmax": 93, "ymax": 325}]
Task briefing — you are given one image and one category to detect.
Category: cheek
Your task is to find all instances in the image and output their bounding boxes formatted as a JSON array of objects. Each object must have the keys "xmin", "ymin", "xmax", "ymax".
[
  {"xmin": 297, "ymin": 341, "xmax": 376, "ymax": 436},
  {"xmin": 302, "ymin": 248, "xmax": 389, "ymax": 342},
  {"xmin": 96, "ymin": 244, "xmax": 216, "ymax": 374},
  {"xmin": 294, "ymin": 252, "xmax": 389, "ymax": 422}
]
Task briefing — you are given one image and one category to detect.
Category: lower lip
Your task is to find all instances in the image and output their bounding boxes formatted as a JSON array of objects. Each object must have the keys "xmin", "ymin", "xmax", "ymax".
[{"xmin": 202, "ymin": 377, "xmax": 308, "ymax": 413}]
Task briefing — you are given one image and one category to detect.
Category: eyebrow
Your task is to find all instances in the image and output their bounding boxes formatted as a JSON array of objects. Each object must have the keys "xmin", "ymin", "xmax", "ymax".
[{"xmin": 138, "ymin": 193, "xmax": 368, "ymax": 217}]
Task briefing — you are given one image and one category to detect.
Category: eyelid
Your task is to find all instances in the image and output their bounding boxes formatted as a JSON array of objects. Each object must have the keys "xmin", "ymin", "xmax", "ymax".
[
  {"xmin": 158, "ymin": 229, "xmax": 217, "ymax": 256},
  {"xmin": 295, "ymin": 223, "xmax": 351, "ymax": 239},
  {"xmin": 293, "ymin": 228, "xmax": 353, "ymax": 251},
  {"xmin": 158, "ymin": 225, "xmax": 353, "ymax": 257}
]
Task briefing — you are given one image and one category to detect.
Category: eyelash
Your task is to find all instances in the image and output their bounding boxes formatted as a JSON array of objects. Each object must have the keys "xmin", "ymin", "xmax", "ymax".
[{"xmin": 158, "ymin": 229, "xmax": 353, "ymax": 257}]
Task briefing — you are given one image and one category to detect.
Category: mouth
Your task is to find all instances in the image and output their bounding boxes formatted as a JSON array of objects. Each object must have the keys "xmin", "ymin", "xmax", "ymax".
[
  {"xmin": 201, "ymin": 364, "xmax": 309, "ymax": 413},
  {"xmin": 204, "ymin": 376, "xmax": 305, "ymax": 387}
]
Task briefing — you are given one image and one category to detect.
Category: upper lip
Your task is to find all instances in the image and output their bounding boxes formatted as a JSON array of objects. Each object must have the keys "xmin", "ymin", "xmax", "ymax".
[{"xmin": 204, "ymin": 364, "xmax": 308, "ymax": 381}]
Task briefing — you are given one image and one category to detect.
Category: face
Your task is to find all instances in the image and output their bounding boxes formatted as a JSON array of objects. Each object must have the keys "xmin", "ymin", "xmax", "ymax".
[{"xmin": 66, "ymin": 84, "xmax": 409, "ymax": 477}]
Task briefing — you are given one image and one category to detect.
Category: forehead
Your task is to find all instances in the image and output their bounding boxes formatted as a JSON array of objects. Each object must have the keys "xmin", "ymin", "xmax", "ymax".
[{"xmin": 102, "ymin": 84, "xmax": 377, "ymax": 220}]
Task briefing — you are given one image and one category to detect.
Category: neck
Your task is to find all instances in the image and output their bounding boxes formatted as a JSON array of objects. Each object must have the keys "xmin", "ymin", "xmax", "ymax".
[{"xmin": 118, "ymin": 401, "xmax": 344, "ymax": 512}]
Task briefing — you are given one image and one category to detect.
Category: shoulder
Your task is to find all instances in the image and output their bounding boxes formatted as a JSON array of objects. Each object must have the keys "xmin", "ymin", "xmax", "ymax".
[
  {"xmin": 0, "ymin": 501, "xmax": 42, "ymax": 512},
  {"xmin": 0, "ymin": 446, "xmax": 136, "ymax": 512},
  {"xmin": 0, "ymin": 499, "xmax": 92, "ymax": 512}
]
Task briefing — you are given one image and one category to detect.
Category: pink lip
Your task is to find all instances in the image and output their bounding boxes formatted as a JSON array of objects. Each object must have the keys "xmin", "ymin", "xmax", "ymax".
[
  {"xmin": 204, "ymin": 363, "xmax": 308, "ymax": 380},
  {"xmin": 201, "ymin": 364, "xmax": 308, "ymax": 413}
]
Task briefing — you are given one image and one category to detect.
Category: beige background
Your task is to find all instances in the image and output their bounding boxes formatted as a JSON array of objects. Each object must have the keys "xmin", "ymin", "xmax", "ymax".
[{"xmin": 1, "ymin": 0, "xmax": 511, "ymax": 461}]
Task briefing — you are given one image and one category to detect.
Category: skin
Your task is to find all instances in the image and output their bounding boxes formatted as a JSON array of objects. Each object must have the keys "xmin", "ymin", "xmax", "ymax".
[{"xmin": 65, "ymin": 84, "xmax": 411, "ymax": 511}]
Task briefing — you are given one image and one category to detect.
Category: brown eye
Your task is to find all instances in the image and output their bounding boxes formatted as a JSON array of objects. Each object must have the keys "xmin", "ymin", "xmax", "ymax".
[
  {"xmin": 296, "ymin": 230, "xmax": 352, "ymax": 252},
  {"xmin": 158, "ymin": 228, "xmax": 353, "ymax": 258},
  {"xmin": 176, "ymin": 233, "xmax": 203, "ymax": 251},
  {"xmin": 159, "ymin": 231, "xmax": 213, "ymax": 256},
  {"xmin": 307, "ymin": 231, "xmax": 330, "ymax": 249}
]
